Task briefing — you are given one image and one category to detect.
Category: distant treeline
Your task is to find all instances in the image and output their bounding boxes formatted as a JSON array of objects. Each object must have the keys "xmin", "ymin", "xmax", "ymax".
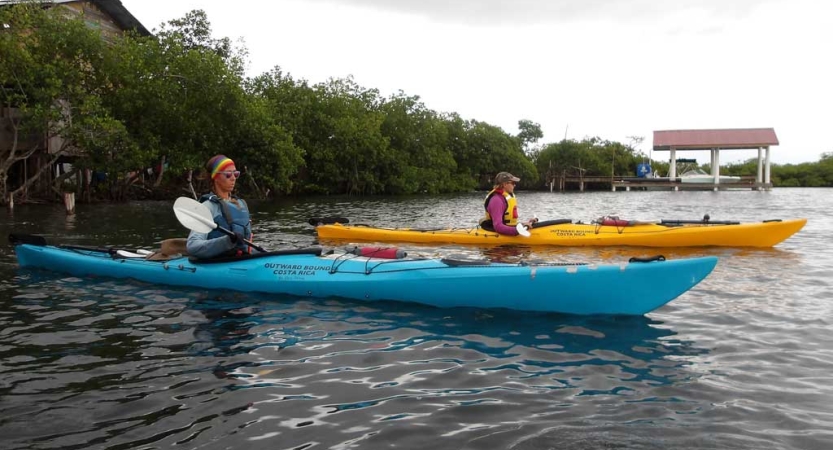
[
  {"xmin": 718, "ymin": 154, "xmax": 833, "ymax": 187},
  {"xmin": 1, "ymin": 5, "xmax": 830, "ymax": 204}
]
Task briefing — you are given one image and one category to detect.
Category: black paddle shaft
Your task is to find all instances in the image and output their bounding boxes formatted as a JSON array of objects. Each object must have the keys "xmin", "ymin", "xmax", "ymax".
[
  {"xmin": 214, "ymin": 224, "xmax": 267, "ymax": 253},
  {"xmin": 660, "ymin": 219, "xmax": 740, "ymax": 225},
  {"xmin": 308, "ymin": 217, "xmax": 350, "ymax": 226}
]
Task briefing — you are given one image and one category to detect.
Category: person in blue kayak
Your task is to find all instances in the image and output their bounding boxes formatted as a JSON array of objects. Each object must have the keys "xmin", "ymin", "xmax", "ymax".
[
  {"xmin": 186, "ymin": 155, "xmax": 256, "ymax": 258},
  {"xmin": 479, "ymin": 171, "xmax": 538, "ymax": 236}
]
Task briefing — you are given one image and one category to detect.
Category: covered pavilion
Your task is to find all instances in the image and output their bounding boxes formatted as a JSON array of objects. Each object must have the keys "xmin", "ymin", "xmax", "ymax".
[{"xmin": 652, "ymin": 128, "xmax": 778, "ymax": 190}]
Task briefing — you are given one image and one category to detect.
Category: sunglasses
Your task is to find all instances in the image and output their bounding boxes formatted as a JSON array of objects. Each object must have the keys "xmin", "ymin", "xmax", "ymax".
[
  {"xmin": 218, "ymin": 170, "xmax": 241, "ymax": 179},
  {"xmin": 506, "ymin": 181, "xmax": 517, "ymax": 186}
]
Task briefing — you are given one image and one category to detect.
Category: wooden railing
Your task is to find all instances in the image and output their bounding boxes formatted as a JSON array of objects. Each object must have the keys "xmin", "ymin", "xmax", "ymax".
[{"xmin": 546, "ymin": 175, "xmax": 771, "ymax": 192}]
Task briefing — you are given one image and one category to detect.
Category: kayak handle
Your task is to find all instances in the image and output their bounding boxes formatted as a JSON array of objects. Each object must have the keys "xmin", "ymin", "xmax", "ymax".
[{"xmin": 628, "ymin": 255, "xmax": 666, "ymax": 263}]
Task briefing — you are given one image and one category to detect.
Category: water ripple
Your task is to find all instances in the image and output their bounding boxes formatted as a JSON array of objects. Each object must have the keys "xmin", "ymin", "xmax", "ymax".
[{"xmin": 1, "ymin": 189, "xmax": 832, "ymax": 449}]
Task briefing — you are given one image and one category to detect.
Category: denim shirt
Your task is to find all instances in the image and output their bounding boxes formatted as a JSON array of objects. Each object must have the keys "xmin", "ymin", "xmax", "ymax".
[{"xmin": 186, "ymin": 196, "xmax": 251, "ymax": 258}]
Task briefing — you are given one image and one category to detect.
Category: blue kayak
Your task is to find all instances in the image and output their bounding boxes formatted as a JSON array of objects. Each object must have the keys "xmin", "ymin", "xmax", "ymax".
[{"xmin": 9, "ymin": 235, "xmax": 717, "ymax": 315}]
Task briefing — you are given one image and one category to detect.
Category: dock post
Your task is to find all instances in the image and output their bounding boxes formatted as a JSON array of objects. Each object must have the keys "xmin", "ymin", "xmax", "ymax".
[
  {"xmin": 7, "ymin": 193, "xmax": 12, "ymax": 212},
  {"xmin": 64, "ymin": 192, "xmax": 75, "ymax": 215},
  {"xmin": 756, "ymin": 147, "xmax": 764, "ymax": 190}
]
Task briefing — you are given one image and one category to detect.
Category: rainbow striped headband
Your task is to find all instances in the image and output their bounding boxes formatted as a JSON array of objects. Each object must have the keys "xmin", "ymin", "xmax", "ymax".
[{"xmin": 208, "ymin": 156, "xmax": 234, "ymax": 179}]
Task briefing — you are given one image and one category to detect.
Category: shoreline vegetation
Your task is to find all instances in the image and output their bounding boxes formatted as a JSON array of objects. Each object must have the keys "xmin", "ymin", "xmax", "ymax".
[{"xmin": 2, "ymin": 4, "xmax": 832, "ymax": 207}]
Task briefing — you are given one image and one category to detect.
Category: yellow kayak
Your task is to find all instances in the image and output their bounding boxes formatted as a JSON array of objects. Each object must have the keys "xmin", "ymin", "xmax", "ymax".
[{"xmin": 314, "ymin": 217, "xmax": 807, "ymax": 248}]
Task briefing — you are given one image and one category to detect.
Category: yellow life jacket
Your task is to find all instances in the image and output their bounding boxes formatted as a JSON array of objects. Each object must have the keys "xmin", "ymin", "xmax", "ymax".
[{"xmin": 479, "ymin": 189, "xmax": 519, "ymax": 229}]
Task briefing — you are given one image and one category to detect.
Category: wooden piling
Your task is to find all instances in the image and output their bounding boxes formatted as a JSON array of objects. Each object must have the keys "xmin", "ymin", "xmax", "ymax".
[{"xmin": 64, "ymin": 192, "xmax": 75, "ymax": 215}]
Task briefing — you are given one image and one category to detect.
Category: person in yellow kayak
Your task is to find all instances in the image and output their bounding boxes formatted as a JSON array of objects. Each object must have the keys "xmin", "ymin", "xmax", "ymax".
[
  {"xmin": 186, "ymin": 154, "xmax": 256, "ymax": 258},
  {"xmin": 479, "ymin": 172, "xmax": 538, "ymax": 236}
]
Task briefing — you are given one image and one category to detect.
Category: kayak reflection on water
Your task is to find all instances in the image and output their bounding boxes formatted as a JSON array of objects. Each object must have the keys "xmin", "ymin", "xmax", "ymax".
[{"xmin": 223, "ymin": 295, "xmax": 710, "ymax": 391}]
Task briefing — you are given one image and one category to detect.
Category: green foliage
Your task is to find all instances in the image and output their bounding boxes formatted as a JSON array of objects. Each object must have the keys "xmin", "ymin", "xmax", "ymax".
[
  {"xmin": 8, "ymin": 4, "xmax": 829, "ymax": 204},
  {"xmin": 0, "ymin": 2, "xmax": 120, "ymax": 200},
  {"xmin": 380, "ymin": 92, "xmax": 461, "ymax": 194},
  {"xmin": 719, "ymin": 154, "xmax": 833, "ymax": 187},
  {"xmin": 247, "ymin": 72, "xmax": 535, "ymax": 194},
  {"xmin": 535, "ymin": 137, "xmax": 645, "ymax": 186},
  {"xmin": 105, "ymin": 16, "xmax": 241, "ymax": 169},
  {"xmin": 517, "ymin": 119, "xmax": 543, "ymax": 154},
  {"xmin": 464, "ymin": 120, "xmax": 537, "ymax": 188}
]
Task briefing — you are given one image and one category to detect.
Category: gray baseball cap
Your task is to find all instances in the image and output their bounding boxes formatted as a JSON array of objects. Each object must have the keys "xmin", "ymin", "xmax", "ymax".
[{"xmin": 494, "ymin": 172, "xmax": 520, "ymax": 184}]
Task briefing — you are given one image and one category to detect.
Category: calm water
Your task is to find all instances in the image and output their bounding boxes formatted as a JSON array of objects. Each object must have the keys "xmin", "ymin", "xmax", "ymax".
[{"xmin": 1, "ymin": 188, "xmax": 831, "ymax": 449}]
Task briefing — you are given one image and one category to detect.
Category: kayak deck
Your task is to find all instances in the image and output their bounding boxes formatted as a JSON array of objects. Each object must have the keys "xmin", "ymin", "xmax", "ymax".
[
  {"xmin": 315, "ymin": 218, "xmax": 807, "ymax": 248},
  {"xmin": 10, "ymin": 238, "xmax": 719, "ymax": 315}
]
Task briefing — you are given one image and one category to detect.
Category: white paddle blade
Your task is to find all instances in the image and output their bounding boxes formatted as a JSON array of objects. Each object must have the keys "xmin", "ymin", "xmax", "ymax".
[
  {"xmin": 173, "ymin": 197, "xmax": 217, "ymax": 234},
  {"xmin": 516, "ymin": 223, "xmax": 531, "ymax": 237}
]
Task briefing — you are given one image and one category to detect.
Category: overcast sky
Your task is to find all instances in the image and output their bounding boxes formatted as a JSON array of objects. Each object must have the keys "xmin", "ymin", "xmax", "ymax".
[{"xmin": 121, "ymin": 0, "xmax": 832, "ymax": 165}]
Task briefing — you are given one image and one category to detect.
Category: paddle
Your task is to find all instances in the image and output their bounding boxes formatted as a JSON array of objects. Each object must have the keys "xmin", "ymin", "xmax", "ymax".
[
  {"xmin": 308, "ymin": 217, "xmax": 350, "ymax": 226},
  {"xmin": 515, "ymin": 214, "xmax": 539, "ymax": 237},
  {"xmin": 516, "ymin": 223, "xmax": 531, "ymax": 237},
  {"xmin": 173, "ymin": 197, "xmax": 266, "ymax": 253},
  {"xmin": 660, "ymin": 219, "xmax": 740, "ymax": 225},
  {"xmin": 594, "ymin": 213, "xmax": 741, "ymax": 227}
]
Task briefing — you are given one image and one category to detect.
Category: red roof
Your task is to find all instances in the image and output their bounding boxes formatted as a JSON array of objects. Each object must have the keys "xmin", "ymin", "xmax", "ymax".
[{"xmin": 653, "ymin": 128, "xmax": 778, "ymax": 150}]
